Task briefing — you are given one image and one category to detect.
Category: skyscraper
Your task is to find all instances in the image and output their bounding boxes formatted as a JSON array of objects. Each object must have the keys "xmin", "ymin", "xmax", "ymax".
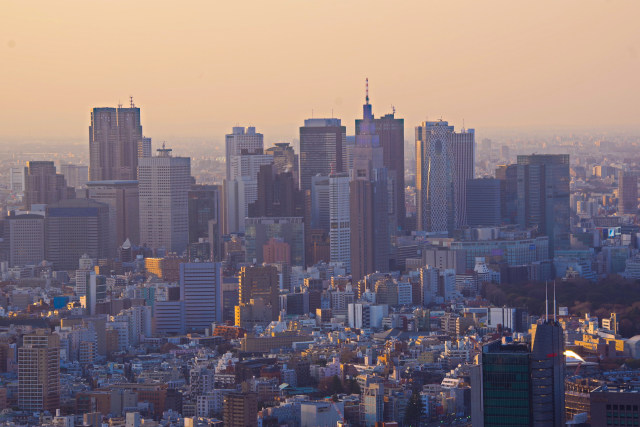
[
  {"xmin": 18, "ymin": 329, "xmax": 60, "ymax": 413},
  {"xmin": 495, "ymin": 164, "xmax": 518, "ymax": 224},
  {"xmin": 310, "ymin": 175, "xmax": 330, "ymax": 233},
  {"xmin": 180, "ymin": 262, "xmax": 223, "ymax": 332},
  {"xmin": 350, "ymin": 84, "xmax": 390, "ymax": 280},
  {"xmin": 530, "ymin": 319, "xmax": 565, "ymax": 426},
  {"xmin": 89, "ymin": 104, "xmax": 143, "ymax": 181},
  {"xmin": 86, "ymin": 180, "xmax": 140, "ymax": 252},
  {"xmin": 138, "ymin": 146, "xmax": 191, "ymax": 254},
  {"xmin": 2, "ymin": 213, "xmax": 45, "ymax": 268},
  {"xmin": 23, "ymin": 161, "xmax": 74, "ymax": 210},
  {"xmin": 329, "ymin": 171, "xmax": 350, "ymax": 272},
  {"xmin": 225, "ymin": 126, "xmax": 264, "ymax": 181},
  {"xmin": 45, "ymin": 199, "xmax": 110, "ymax": 270},
  {"xmin": 224, "ymin": 127, "xmax": 273, "ymax": 234},
  {"xmin": 299, "ymin": 118, "xmax": 346, "ymax": 193},
  {"xmin": 60, "ymin": 164, "xmax": 89, "ymax": 188},
  {"xmin": 238, "ymin": 265, "xmax": 279, "ymax": 317},
  {"xmin": 472, "ymin": 317, "xmax": 565, "ymax": 426},
  {"xmin": 618, "ymin": 170, "xmax": 638, "ymax": 214},
  {"xmin": 466, "ymin": 178, "xmax": 504, "ymax": 227},
  {"xmin": 248, "ymin": 164, "xmax": 303, "ymax": 218},
  {"xmin": 357, "ymin": 110, "xmax": 405, "ymax": 231},
  {"xmin": 265, "ymin": 142, "xmax": 299, "ymax": 189},
  {"xmin": 416, "ymin": 120, "xmax": 475, "ymax": 234},
  {"xmin": 188, "ymin": 184, "xmax": 221, "ymax": 244},
  {"xmin": 9, "ymin": 167, "xmax": 25, "ymax": 193},
  {"xmin": 516, "ymin": 154, "xmax": 570, "ymax": 255}
]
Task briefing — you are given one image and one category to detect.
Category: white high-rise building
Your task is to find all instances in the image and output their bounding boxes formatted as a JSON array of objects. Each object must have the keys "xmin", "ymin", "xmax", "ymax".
[
  {"xmin": 138, "ymin": 147, "xmax": 191, "ymax": 254},
  {"xmin": 416, "ymin": 120, "xmax": 474, "ymax": 234},
  {"xmin": 224, "ymin": 137, "xmax": 272, "ymax": 233},
  {"xmin": 225, "ymin": 126, "xmax": 264, "ymax": 181},
  {"xmin": 9, "ymin": 167, "xmax": 25, "ymax": 193},
  {"xmin": 60, "ymin": 164, "xmax": 89, "ymax": 188},
  {"xmin": 329, "ymin": 172, "xmax": 350, "ymax": 272},
  {"xmin": 180, "ymin": 262, "xmax": 222, "ymax": 332}
]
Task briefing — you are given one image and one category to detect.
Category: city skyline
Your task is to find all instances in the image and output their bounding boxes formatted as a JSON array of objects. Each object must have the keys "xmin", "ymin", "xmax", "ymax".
[{"xmin": 1, "ymin": 0, "xmax": 640, "ymax": 143}]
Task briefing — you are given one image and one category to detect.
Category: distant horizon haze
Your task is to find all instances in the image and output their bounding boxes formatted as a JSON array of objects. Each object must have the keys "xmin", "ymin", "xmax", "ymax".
[{"xmin": 1, "ymin": 0, "xmax": 639, "ymax": 144}]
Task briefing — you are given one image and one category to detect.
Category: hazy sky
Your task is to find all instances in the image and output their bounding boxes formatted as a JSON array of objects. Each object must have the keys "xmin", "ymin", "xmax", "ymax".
[{"xmin": 1, "ymin": 0, "xmax": 639, "ymax": 145}]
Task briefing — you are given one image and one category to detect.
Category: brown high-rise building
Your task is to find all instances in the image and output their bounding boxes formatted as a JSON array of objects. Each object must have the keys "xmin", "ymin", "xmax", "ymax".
[
  {"xmin": 618, "ymin": 171, "xmax": 638, "ymax": 214},
  {"xmin": 357, "ymin": 112, "xmax": 405, "ymax": 231},
  {"xmin": 239, "ymin": 265, "xmax": 279, "ymax": 314},
  {"xmin": 350, "ymin": 179, "xmax": 374, "ymax": 281},
  {"xmin": 223, "ymin": 392, "xmax": 258, "ymax": 427},
  {"xmin": 23, "ymin": 161, "xmax": 74, "ymax": 210},
  {"xmin": 18, "ymin": 329, "xmax": 60, "ymax": 412},
  {"xmin": 89, "ymin": 105, "xmax": 143, "ymax": 181}
]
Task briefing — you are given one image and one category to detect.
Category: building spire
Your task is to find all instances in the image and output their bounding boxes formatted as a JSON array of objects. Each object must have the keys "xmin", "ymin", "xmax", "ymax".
[
  {"xmin": 545, "ymin": 281, "xmax": 548, "ymax": 322},
  {"xmin": 365, "ymin": 77, "xmax": 369, "ymax": 105},
  {"xmin": 553, "ymin": 280, "xmax": 557, "ymax": 323}
]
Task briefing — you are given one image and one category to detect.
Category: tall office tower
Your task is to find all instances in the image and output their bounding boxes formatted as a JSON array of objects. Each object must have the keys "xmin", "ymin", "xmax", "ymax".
[
  {"xmin": 495, "ymin": 164, "xmax": 518, "ymax": 224},
  {"xmin": 45, "ymin": 199, "xmax": 110, "ymax": 270},
  {"xmin": 349, "ymin": 86, "xmax": 390, "ymax": 281},
  {"xmin": 75, "ymin": 269, "xmax": 91, "ymax": 297},
  {"xmin": 530, "ymin": 317, "xmax": 565, "ymax": 426},
  {"xmin": 329, "ymin": 172, "xmax": 350, "ymax": 272},
  {"xmin": 516, "ymin": 154, "xmax": 570, "ymax": 255},
  {"xmin": 9, "ymin": 167, "xmax": 25, "ymax": 193},
  {"xmin": 60, "ymin": 164, "xmax": 89, "ymax": 188},
  {"xmin": 138, "ymin": 137, "xmax": 152, "ymax": 158},
  {"xmin": 86, "ymin": 272, "xmax": 107, "ymax": 315},
  {"xmin": 265, "ymin": 142, "xmax": 299, "ymax": 189},
  {"xmin": 224, "ymin": 129, "xmax": 273, "ymax": 233},
  {"xmin": 238, "ymin": 265, "xmax": 279, "ymax": 315},
  {"xmin": 248, "ymin": 164, "xmax": 304, "ymax": 218},
  {"xmin": 86, "ymin": 180, "xmax": 140, "ymax": 254},
  {"xmin": 2, "ymin": 213, "xmax": 44, "ymax": 267},
  {"xmin": 363, "ymin": 383, "xmax": 384, "ymax": 426},
  {"xmin": 180, "ymin": 262, "xmax": 223, "ymax": 332},
  {"xmin": 299, "ymin": 118, "xmax": 346, "ymax": 192},
  {"xmin": 225, "ymin": 126, "xmax": 264, "ymax": 180},
  {"xmin": 223, "ymin": 392, "xmax": 258, "ymax": 427},
  {"xmin": 472, "ymin": 320, "xmax": 565, "ymax": 427},
  {"xmin": 23, "ymin": 161, "xmax": 74, "ymax": 210},
  {"xmin": 310, "ymin": 175, "xmax": 330, "ymax": 233},
  {"xmin": 138, "ymin": 147, "xmax": 191, "ymax": 254},
  {"xmin": 18, "ymin": 330, "xmax": 60, "ymax": 413},
  {"xmin": 618, "ymin": 171, "xmax": 638, "ymax": 214},
  {"xmin": 473, "ymin": 340, "xmax": 532, "ymax": 427},
  {"xmin": 466, "ymin": 178, "xmax": 504, "ymax": 226},
  {"xmin": 357, "ymin": 109, "xmax": 405, "ymax": 231},
  {"xmin": 415, "ymin": 121, "xmax": 475, "ymax": 234},
  {"xmin": 89, "ymin": 103, "xmax": 143, "ymax": 181},
  {"xmin": 188, "ymin": 184, "xmax": 221, "ymax": 244}
]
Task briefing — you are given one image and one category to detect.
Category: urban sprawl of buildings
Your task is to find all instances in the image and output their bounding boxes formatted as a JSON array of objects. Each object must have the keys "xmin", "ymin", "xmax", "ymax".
[{"xmin": 0, "ymin": 86, "xmax": 639, "ymax": 426}]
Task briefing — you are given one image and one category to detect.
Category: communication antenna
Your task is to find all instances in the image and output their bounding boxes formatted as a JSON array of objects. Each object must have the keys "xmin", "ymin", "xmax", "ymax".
[
  {"xmin": 130, "ymin": 96, "xmax": 135, "ymax": 108},
  {"xmin": 365, "ymin": 77, "xmax": 369, "ymax": 105},
  {"xmin": 391, "ymin": 105, "xmax": 396, "ymax": 115},
  {"xmin": 553, "ymin": 280, "xmax": 557, "ymax": 323},
  {"xmin": 545, "ymin": 281, "xmax": 548, "ymax": 322}
]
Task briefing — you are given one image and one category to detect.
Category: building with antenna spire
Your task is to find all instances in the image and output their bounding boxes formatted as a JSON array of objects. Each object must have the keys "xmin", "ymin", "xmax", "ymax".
[
  {"xmin": 89, "ymin": 102, "xmax": 143, "ymax": 181},
  {"xmin": 350, "ymin": 79, "xmax": 391, "ymax": 280}
]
